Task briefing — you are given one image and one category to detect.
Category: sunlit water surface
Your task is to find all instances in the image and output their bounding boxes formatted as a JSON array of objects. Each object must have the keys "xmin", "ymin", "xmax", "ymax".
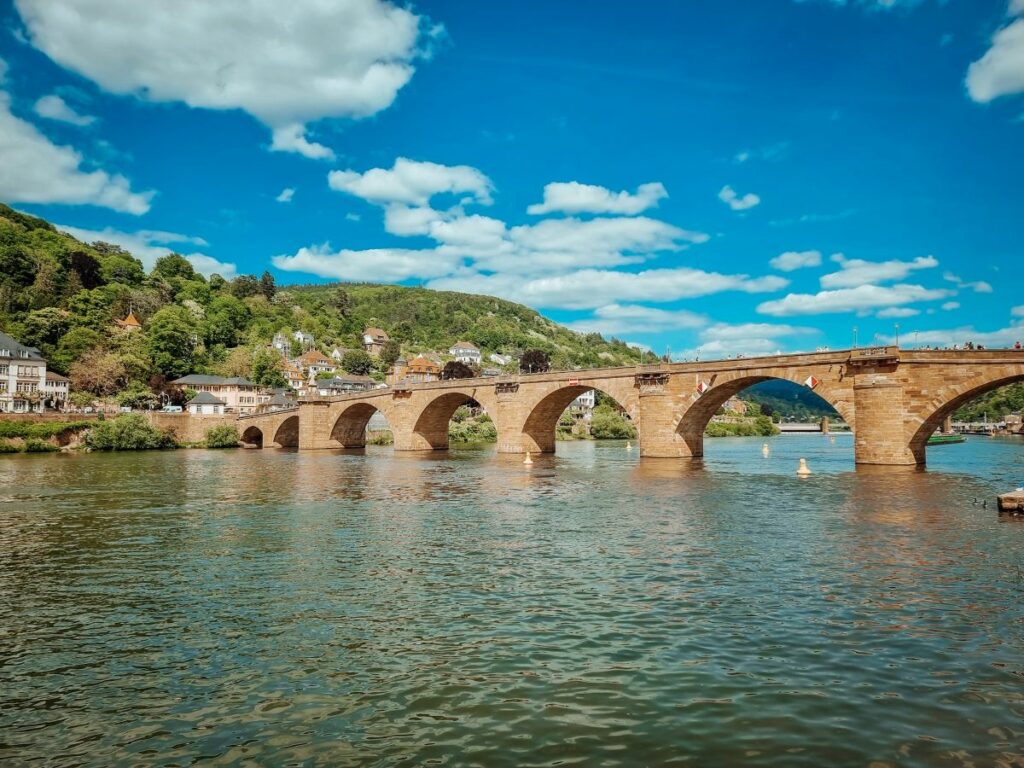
[{"xmin": 2, "ymin": 435, "xmax": 1024, "ymax": 766}]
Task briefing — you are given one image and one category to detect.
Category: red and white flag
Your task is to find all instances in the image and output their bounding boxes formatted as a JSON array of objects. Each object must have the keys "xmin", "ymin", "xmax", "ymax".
[
  {"xmin": 804, "ymin": 375, "xmax": 819, "ymax": 389},
  {"xmin": 697, "ymin": 380, "xmax": 710, "ymax": 395}
]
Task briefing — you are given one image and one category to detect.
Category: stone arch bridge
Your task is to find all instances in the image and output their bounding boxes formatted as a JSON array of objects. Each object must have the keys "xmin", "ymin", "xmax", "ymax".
[{"xmin": 235, "ymin": 347, "xmax": 1024, "ymax": 466}]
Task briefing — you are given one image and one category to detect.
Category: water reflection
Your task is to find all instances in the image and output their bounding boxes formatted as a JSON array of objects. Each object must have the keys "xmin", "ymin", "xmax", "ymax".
[{"xmin": 1, "ymin": 437, "xmax": 1023, "ymax": 766}]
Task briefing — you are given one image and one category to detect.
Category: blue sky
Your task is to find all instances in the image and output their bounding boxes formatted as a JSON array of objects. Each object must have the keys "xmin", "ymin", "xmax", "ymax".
[{"xmin": 1, "ymin": 0, "xmax": 1022, "ymax": 357}]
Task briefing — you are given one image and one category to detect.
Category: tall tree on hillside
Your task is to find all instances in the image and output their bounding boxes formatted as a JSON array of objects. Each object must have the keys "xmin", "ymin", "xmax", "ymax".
[
  {"xmin": 379, "ymin": 339, "xmax": 401, "ymax": 369},
  {"xmin": 520, "ymin": 349, "xmax": 550, "ymax": 374},
  {"xmin": 153, "ymin": 253, "xmax": 196, "ymax": 281},
  {"xmin": 259, "ymin": 271, "xmax": 276, "ymax": 300},
  {"xmin": 230, "ymin": 274, "xmax": 260, "ymax": 299},
  {"xmin": 326, "ymin": 287, "xmax": 352, "ymax": 317},
  {"xmin": 341, "ymin": 349, "xmax": 375, "ymax": 375},
  {"xmin": 70, "ymin": 251, "xmax": 104, "ymax": 289},
  {"xmin": 441, "ymin": 360, "xmax": 474, "ymax": 380},
  {"xmin": 145, "ymin": 305, "xmax": 196, "ymax": 379},
  {"xmin": 252, "ymin": 348, "xmax": 287, "ymax": 388}
]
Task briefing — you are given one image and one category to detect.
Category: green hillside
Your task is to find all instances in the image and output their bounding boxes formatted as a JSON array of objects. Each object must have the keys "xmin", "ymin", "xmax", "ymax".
[
  {"xmin": 742, "ymin": 379, "xmax": 840, "ymax": 421},
  {"xmin": 952, "ymin": 383, "xmax": 1024, "ymax": 422},
  {"xmin": 0, "ymin": 204, "xmax": 642, "ymax": 400}
]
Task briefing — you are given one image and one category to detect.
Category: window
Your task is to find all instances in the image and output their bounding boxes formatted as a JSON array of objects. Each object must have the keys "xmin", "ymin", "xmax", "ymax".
[{"xmin": 0, "ymin": 365, "xmax": 8, "ymax": 375}]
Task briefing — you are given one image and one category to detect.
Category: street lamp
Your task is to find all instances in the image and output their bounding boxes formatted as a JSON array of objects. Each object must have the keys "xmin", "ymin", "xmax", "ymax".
[
  {"xmin": 894, "ymin": 323, "xmax": 900, "ymax": 348},
  {"xmin": 852, "ymin": 326, "xmax": 858, "ymax": 349}
]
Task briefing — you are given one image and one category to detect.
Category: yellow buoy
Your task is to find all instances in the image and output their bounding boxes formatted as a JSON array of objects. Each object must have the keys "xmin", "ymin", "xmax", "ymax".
[
  {"xmin": 626, "ymin": 441, "xmax": 633, "ymax": 451},
  {"xmin": 762, "ymin": 443, "xmax": 770, "ymax": 457},
  {"xmin": 797, "ymin": 457, "xmax": 811, "ymax": 476},
  {"xmin": 523, "ymin": 451, "xmax": 533, "ymax": 465}
]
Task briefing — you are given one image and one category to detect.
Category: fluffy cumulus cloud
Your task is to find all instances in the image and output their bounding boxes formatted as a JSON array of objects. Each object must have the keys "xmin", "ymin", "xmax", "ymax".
[
  {"xmin": 674, "ymin": 322, "xmax": 819, "ymax": 359},
  {"xmin": 770, "ymin": 250, "xmax": 823, "ymax": 271},
  {"xmin": 527, "ymin": 181, "xmax": 668, "ymax": 216},
  {"xmin": 566, "ymin": 303, "xmax": 707, "ymax": 335},
  {"xmin": 0, "ymin": 91, "xmax": 152, "ymax": 214},
  {"xmin": 718, "ymin": 185, "xmax": 761, "ymax": 211},
  {"xmin": 329, "ymin": 157, "xmax": 494, "ymax": 206},
  {"xmin": 14, "ymin": 0, "xmax": 435, "ymax": 159},
  {"xmin": 941, "ymin": 301, "xmax": 961, "ymax": 311},
  {"xmin": 57, "ymin": 224, "xmax": 235, "ymax": 278},
  {"xmin": 33, "ymin": 94, "xmax": 96, "ymax": 126},
  {"xmin": 275, "ymin": 187, "xmax": 295, "ymax": 203},
  {"xmin": 820, "ymin": 254, "xmax": 938, "ymax": 288},
  {"xmin": 757, "ymin": 283, "xmax": 953, "ymax": 316},
  {"xmin": 943, "ymin": 271, "xmax": 993, "ymax": 293},
  {"xmin": 966, "ymin": 3, "xmax": 1024, "ymax": 103},
  {"xmin": 877, "ymin": 307, "xmax": 920, "ymax": 318},
  {"xmin": 273, "ymin": 244, "xmax": 462, "ymax": 283}
]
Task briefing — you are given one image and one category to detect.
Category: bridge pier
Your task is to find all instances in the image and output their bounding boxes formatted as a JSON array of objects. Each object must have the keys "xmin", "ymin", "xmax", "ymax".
[{"xmin": 852, "ymin": 375, "xmax": 919, "ymax": 465}]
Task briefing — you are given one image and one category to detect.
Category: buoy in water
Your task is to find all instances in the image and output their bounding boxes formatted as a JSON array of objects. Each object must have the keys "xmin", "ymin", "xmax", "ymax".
[
  {"xmin": 797, "ymin": 458, "xmax": 812, "ymax": 476},
  {"xmin": 626, "ymin": 441, "xmax": 633, "ymax": 451},
  {"xmin": 762, "ymin": 443, "xmax": 770, "ymax": 457},
  {"xmin": 523, "ymin": 451, "xmax": 533, "ymax": 465},
  {"xmin": 829, "ymin": 436, "xmax": 836, "ymax": 444}
]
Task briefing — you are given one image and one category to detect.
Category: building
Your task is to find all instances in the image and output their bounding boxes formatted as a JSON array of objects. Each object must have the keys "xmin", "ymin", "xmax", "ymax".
[
  {"xmin": 449, "ymin": 341, "xmax": 481, "ymax": 365},
  {"xmin": 44, "ymin": 371, "xmax": 69, "ymax": 410},
  {"xmin": 293, "ymin": 330, "xmax": 315, "ymax": 349},
  {"xmin": 403, "ymin": 355, "xmax": 442, "ymax": 383},
  {"xmin": 262, "ymin": 391, "xmax": 296, "ymax": 412},
  {"xmin": 489, "ymin": 352, "xmax": 514, "ymax": 366},
  {"xmin": 314, "ymin": 375, "xmax": 378, "ymax": 396},
  {"xmin": 571, "ymin": 389, "xmax": 596, "ymax": 411},
  {"xmin": 271, "ymin": 332, "xmax": 290, "ymax": 354},
  {"xmin": 297, "ymin": 349, "xmax": 336, "ymax": 380},
  {"xmin": 115, "ymin": 311, "xmax": 142, "ymax": 332},
  {"xmin": 188, "ymin": 391, "xmax": 226, "ymax": 415},
  {"xmin": 330, "ymin": 347, "xmax": 348, "ymax": 362},
  {"xmin": 282, "ymin": 361, "xmax": 306, "ymax": 393},
  {"xmin": 171, "ymin": 375, "xmax": 269, "ymax": 414},
  {"xmin": 0, "ymin": 332, "xmax": 51, "ymax": 413},
  {"xmin": 722, "ymin": 397, "xmax": 748, "ymax": 415},
  {"xmin": 363, "ymin": 327, "xmax": 390, "ymax": 356}
]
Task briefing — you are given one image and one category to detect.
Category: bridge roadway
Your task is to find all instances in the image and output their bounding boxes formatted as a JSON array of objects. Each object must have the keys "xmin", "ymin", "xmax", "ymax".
[{"xmin": 237, "ymin": 346, "xmax": 1024, "ymax": 466}]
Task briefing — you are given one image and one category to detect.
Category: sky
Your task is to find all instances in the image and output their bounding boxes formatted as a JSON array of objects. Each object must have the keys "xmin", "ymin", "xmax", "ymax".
[{"xmin": 0, "ymin": 0, "xmax": 1022, "ymax": 359}]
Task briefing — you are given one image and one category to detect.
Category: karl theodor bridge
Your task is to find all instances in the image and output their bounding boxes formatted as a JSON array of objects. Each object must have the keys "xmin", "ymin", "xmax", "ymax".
[{"xmin": 238, "ymin": 346, "xmax": 1024, "ymax": 466}]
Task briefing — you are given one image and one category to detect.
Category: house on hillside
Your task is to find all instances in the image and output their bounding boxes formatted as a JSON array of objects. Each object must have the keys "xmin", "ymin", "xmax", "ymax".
[
  {"xmin": 188, "ymin": 391, "xmax": 226, "ymax": 415},
  {"xmin": 363, "ymin": 327, "xmax": 390, "ymax": 356},
  {"xmin": 272, "ymin": 332, "xmax": 290, "ymax": 354},
  {"xmin": 298, "ymin": 349, "xmax": 336, "ymax": 380},
  {"xmin": 330, "ymin": 347, "xmax": 348, "ymax": 362},
  {"xmin": 171, "ymin": 375, "xmax": 268, "ymax": 414},
  {"xmin": 489, "ymin": 352, "xmax": 514, "ymax": 366},
  {"xmin": 0, "ymin": 331, "xmax": 55, "ymax": 413},
  {"xmin": 314, "ymin": 375, "xmax": 378, "ymax": 396},
  {"xmin": 293, "ymin": 330, "xmax": 315, "ymax": 348},
  {"xmin": 570, "ymin": 390, "xmax": 596, "ymax": 412},
  {"xmin": 262, "ymin": 391, "xmax": 295, "ymax": 412},
  {"xmin": 44, "ymin": 372, "xmax": 69, "ymax": 410},
  {"xmin": 449, "ymin": 341, "xmax": 481, "ymax": 365},
  {"xmin": 404, "ymin": 355, "xmax": 442, "ymax": 383},
  {"xmin": 115, "ymin": 310, "xmax": 142, "ymax": 332},
  {"xmin": 282, "ymin": 361, "xmax": 306, "ymax": 393}
]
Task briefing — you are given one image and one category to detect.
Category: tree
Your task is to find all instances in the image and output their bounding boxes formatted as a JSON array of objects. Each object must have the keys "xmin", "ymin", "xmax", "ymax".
[
  {"xmin": 341, "ymin": 349, "xmax": 375, "ymax": 375},
  {"xmin": 21, "ymin": 308, "xmax": 71, "ymax": 350},
  {"xmin": 116, "ymin": 387, "xmax": 160, "ymax": 410},
  {"xmin": 259, "ymin": 271, "xmax": 276, "ymax": 299},
  {"xmin": 379, "ymin": 339, "xmax": 402, "ymax": 368},
  {"xmin": 251, "ymin": 348, "xmax": 287, "ymax": 388},
  {"xmin": 520, "ymin": 349, "xmax": 550, "ymax": 373},
  {"xmin": 326, "ymin": 287, "xmax": 352, "ymax": 316},
  {"xmin": 589, "ymin": 405, "xmax": 638, "ymax": 440},
  {"xmin": 0, "ymin": 245, "xmax": 37, "ymax": 287},
  {"xmin": 51, "ymin": 327, "xmax": 105, "ymax": 373},
  {"xmin": 70, "ymin": 348, "xmax": 129, "ymax": 396},
  {"xmin": 230, "ymin": 274, "xmax": 260, "ymax": 299},
  {"xmin": 153, "ymin": 253, "xmax": 196, "ymax": 281},
  {"xmin": 220, "ymin": 346, "xmax": 253, "ymax": 378},
  {"xmin": 149, "ymin": 374, "xmax": 186, "ymax": 406},
  {"xmin": 146, "ymin": 305, "xmax": 196, "ymax": 379},
  {"xmin": 441, "ymin": 360, "xmax": 474, "ymax": 380},
  {"xmin": 70, "ymin": 251, "xmax": 104, "ymax": 289}
]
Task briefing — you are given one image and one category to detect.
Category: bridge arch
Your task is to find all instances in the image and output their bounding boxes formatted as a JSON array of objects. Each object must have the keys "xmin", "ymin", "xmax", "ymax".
[
  {"xmin": 240, "ymin": 425, "xmax": 263, "ymax": 448},
  {"xmin": 519, "ymin": 383, "xmax": 638, "ymax": 453},
  {"xmin": 330, "ymin": 402, "xmax": 391, "ymax": 449},
  {"xmin": 907, "ymin": 369, "xmax": 1024, "ymax": 463},
  {"xmin": 272, "ymin": 415, "xmax": 299, "ymax": 448},
  {"xmin": 674, "ymin": 373, "xmax": 853, "ymax": 458}
]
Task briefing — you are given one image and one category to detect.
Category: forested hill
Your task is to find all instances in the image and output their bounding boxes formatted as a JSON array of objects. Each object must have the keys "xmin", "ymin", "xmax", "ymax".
[{"xmin": 0, "ymin": 204, "xmax": 642, "ymax": 397}]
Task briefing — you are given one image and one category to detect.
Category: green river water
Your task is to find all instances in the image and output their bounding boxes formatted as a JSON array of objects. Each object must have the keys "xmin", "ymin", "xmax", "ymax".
[{"xmin": 1, "ymin": 434, "xmax": 1023, "ymax": 766}]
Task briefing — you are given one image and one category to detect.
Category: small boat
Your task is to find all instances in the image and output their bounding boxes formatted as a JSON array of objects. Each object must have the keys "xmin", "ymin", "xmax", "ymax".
[{"xmin": 927, "ymin": 433, "xmax": 966, "ymax": 446}]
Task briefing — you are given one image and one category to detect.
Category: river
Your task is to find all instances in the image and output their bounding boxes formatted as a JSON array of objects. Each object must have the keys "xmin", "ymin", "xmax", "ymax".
[{"xmin": 2, "ymin": 435, "xmax": 1023, "ymax": 766}]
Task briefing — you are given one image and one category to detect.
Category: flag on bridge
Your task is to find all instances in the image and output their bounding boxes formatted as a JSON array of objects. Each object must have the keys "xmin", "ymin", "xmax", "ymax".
[
  {"xmin": 697, "ymin": 380, "xmax": 710, "ymax": 395},
  {"xmin": 804, "ymin": 375, "xmax": 819, "ymax": 389}
]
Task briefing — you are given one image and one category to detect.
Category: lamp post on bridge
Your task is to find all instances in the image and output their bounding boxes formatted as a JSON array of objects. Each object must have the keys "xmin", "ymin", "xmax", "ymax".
[
  {"xmin": 895, "ymin": 323, "xmax": 900, "ymax": 348},
  {"xmin": 852, "ymin": 326, "xmax": 858, "ymax": 349}
]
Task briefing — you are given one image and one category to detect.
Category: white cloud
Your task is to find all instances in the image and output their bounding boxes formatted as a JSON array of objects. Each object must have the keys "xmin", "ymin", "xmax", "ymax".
[
  {"xmin": 702, "ymin": 322, "xmax": 816, "ymax": 341},
  {"xmin": 428, "ymin": 268, "xmax": 787, "ymax": 310},
  {"xmin": 0, "ymin": 91, "xmax": 152, "ymax": 214},
  {"xmin": 943, "ymin": 271, "xmax": 992, "ymax": 293},
  {"xmin": 0, "ymin": 56, "xmax": 7, "ymax": 84},
  {"xmin": 941, "ymin": 301, "xmax": 960, "ymax": 311},
  {"xmin": 272, "ymin": 243, "xmax": 461, "ymax": 283},
  {"xmin": 270, "ymin": 124, "xmax": 335, "ymax": 160},
  {"xmin": 1012, "ymin": 305, "xmax": 1024, "ymax": 317},
  {"xmin": 14, "ymin": 0, "xmax": 433, "ymax": 157},
  {"xmin": 770, "ymin": 250, "xmax": 823, "ymax": 271},
  {"xmin": 674, "ymin": 322, "xmax": 818, "ymax": 360},
  {"xmin": 820, "ymin": 254, "xmax": 938, "ymax": 288},
  {"xmin": 57, "ymin": 225, "xmax": 234, "ymax": 277},
  {"xmin": 566, "ymin": 303, "xmax": 707, "ymax": 335},
  {"xmin": 966, "ymin": 15, "xmax": 1024, "ymax": 103},
  {"xmin": 275, "ymin": 187, "xmax": 295, "ymax": 203},
  {"xmin": 733, "ymin": 142, "xmax": 789, "ymax": 164},
  {"xmin": 33, "ymin": 94, "xmax": 96, "ymax": 126},
  {"xmin": 329, "ymin": 157, "xmax": 494, "ymax": 206},
  {"xmin": 718, "ymin": 185, "xmax": 761, "ymax": 211},
  {"xmin": 527, "ymin": 181, "xmax": 667, "ymax": 216},
  {"xmin": 758, "ymin": 284, "xmax": 953, "ymax": 316},
  {"xmin": 878, "ymin": 320, "xmax": 1024, "ymax": 349},
  {"xmin": 877, "ymin": 307, "xmax": 920, "ymax": 318}
]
